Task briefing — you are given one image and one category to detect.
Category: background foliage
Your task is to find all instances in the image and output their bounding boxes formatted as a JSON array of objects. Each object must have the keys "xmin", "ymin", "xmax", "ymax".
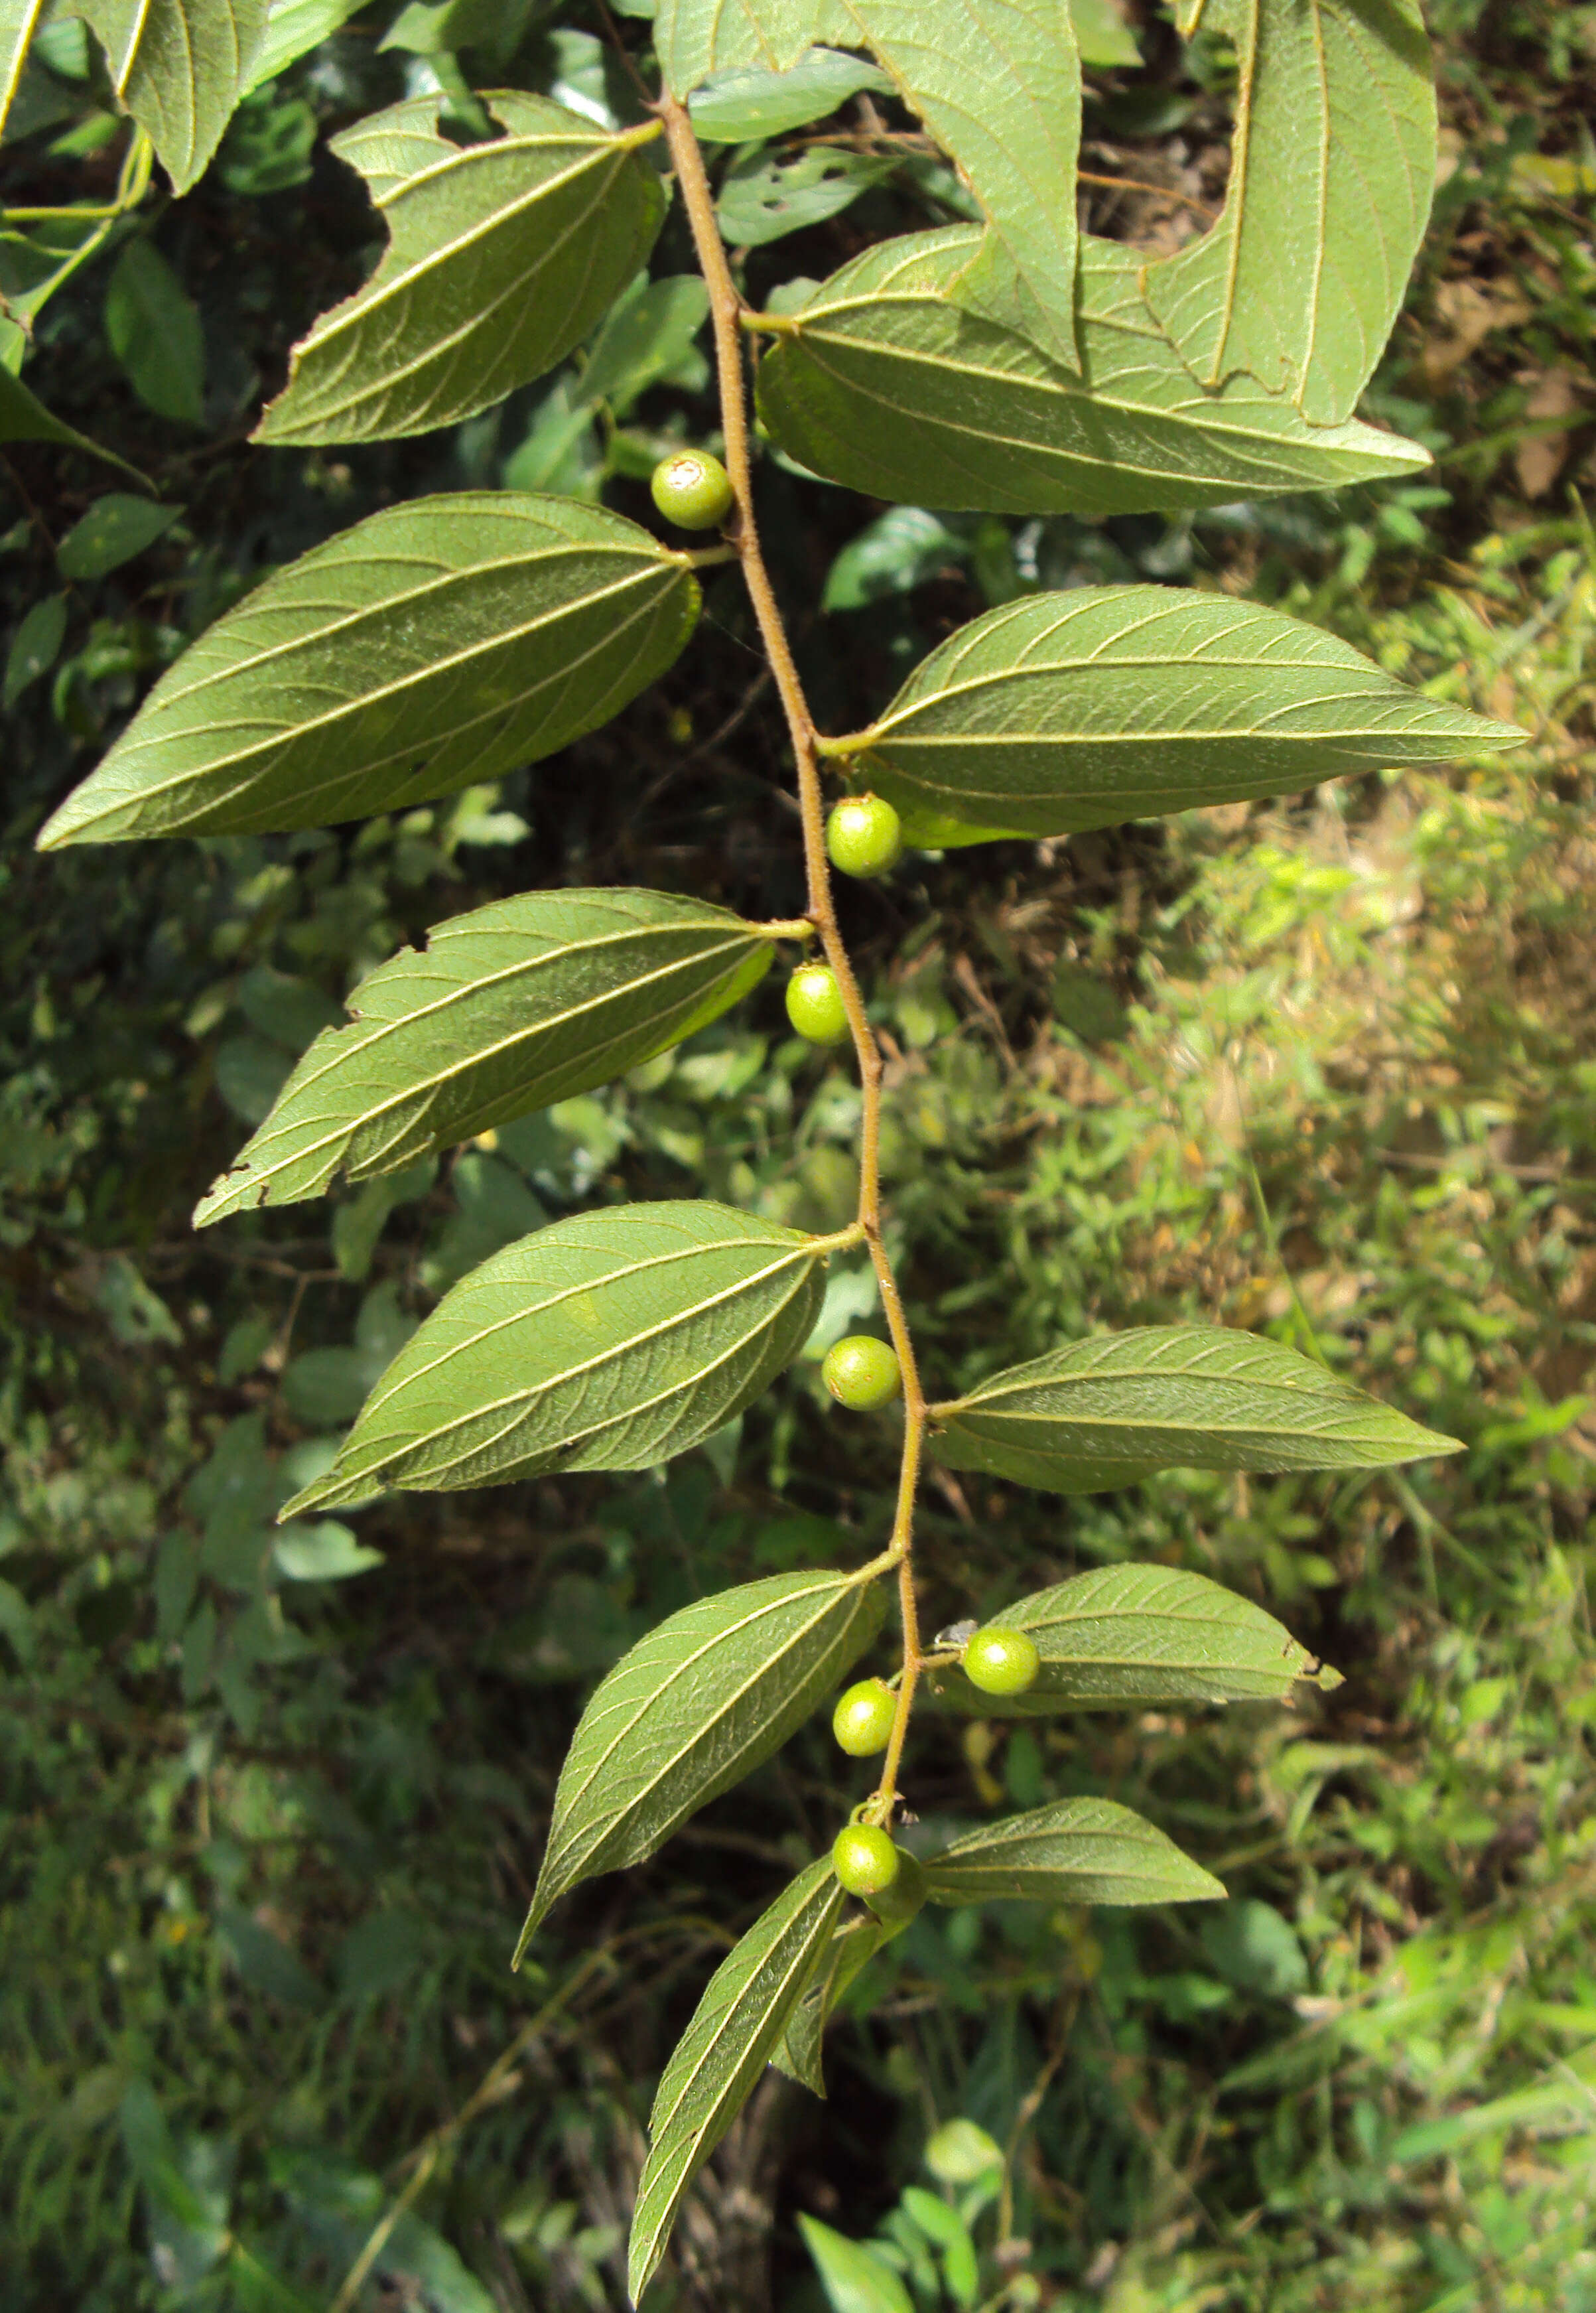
[{"xmin": 3, "ymin": 1, "xmax": 1595, "ymax": 2307}]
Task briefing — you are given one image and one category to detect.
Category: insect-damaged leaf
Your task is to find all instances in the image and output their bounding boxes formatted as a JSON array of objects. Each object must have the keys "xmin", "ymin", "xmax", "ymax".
[
  {"xmin": 943, "ymin": 1565, "xmax": 1322, "ymax": 1711},
  {"xmin": 923, "ymin": 1797, "xmax": 1224, "ymax": 1906},
  {"xmin": 829, "ymin": 587, "xmax": 1522, "ymax": 838},
  {"xmin": 756, "ymin": 226, "xmax": 1431, "ymax": 515},
  {"xmin": 629, "ymin": 1859, "xmax": 844, "ymax": 2302},
  {"xmin": 254, "ymin": 92, "xmax": 665, "ymax": 445},
  {"xmin": 517, "ymin": 1571, "xmax": 884, "ymax": 1951},
  {"xmin": 37, "ymin": 494, "xmax": 698, "ymax": 845},
  {"xmin": 196, "ymin": 892, "xmax": 781, "ymax": 1224},
  {"xmin": 1143, "ymin": 0, "xmax": 1436, "ymax": 425},
  {"xmin": 928, "ymin": 1325, "xmax": 1461, "ymax": 1490},
  {"xmin": 80, "ymin": 0, "xmax": 267, "ymax": 192},
  {"xmin": 281, "ymin": 1202, "xmax": 834, "ymax": 1514}
]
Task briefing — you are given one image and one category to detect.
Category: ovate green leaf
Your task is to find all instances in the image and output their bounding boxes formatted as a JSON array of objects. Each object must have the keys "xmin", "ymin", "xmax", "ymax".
[
  {"xmin": 629, "ymin": 1860, "xmax": 845, "ymax": 2301},
  {"xmin": 37, "ymin": 494, "xmax": 698, "ymax": 846},
  {"xmin": 104, "ymin": 240, "xmax": 206, "ymax": 426},
  {"xmin": 929, "ymin": 1325, "xmax": 1462, "ymax": 1490},
  {"xmin": 0, "ymin": 0, "xmax": 47, "ymax": 139},
  {"xmin": 718, "ymin": 144, "xmax": 892, "ymax": 247},
  {"xmin": 243, "ymin": 0, "xmax": 369, "ymax": 90},
  {"xmin": 923, "ymin": 1797, "xmax": 1225, "ymax": 1906},
  {"xmin": 799, "ymin": 2215, "xmax": 915, "ymax": 2313},
  {"xmin": 0, "ymin": 362, "xmax": 151, "ymax": 486},
  {"xmin": 197, "ymin": 891, "xmax": 778, "ymax": 1222},
  {"xmin": 689, "ymin": 46, "xmax": 892, "ymax": 140},
  {"xmin": 57, "ymin": 494, "xmax": 181, "ymax": 579},
  {"xmin": 281, "ymin": 1201, "xmax": 834, "ymax": 1513},
  {"xmin": 81, "ymin": 0, "xmax": 268, "ymax": 192},
  {"xmin": 836, "ymin": 587, "xmax": 1522, "ymax": 837},
  {"xmin": 840, "ymin": 0, "xmax": 1083, "ymax": 370},
  {"xmin": 519, "ymin": 1570, "xmax": 884, "ymax": 1946},
  {"xmin": 1142, "ymin": 0, "xmax": 1435, "ymax": 424},
  {"xmin": 656, "ymin": 0, "xmax": 860, "ymax": 96},
  {"xmin": 254, "ymin": 92, "xmax": 665, "ymax": 444},
  {"xmin": 756, "ymin": 226, "xmax": 1432, "ymax": 514}
]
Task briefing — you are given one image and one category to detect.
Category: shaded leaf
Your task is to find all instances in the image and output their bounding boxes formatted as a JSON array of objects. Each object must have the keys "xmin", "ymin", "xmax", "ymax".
[
  {"xmin": 718, "ymin": 144, "xmax": 892, "ymax": 247},
  {"xmin": 689, "ymin": 45, "xmax": 891, "ymax": 139},
  {"xmin": 57, "ymin": 494, "xmax": 181, "ymax": 579},
  {"xmin": 37, "ymin": 494, "xmax": 698, "ymax": 846},
  {"xmin": 1142, "ymin": 0, "xmax": 1435, "ymax": 425},
  {"xmin": 103, "ymin": 240, "xmax": 206, "ymax": 425},
  {"xmin": 800, "ymin": 2215, "xmax": 915, "ymax": 2313},
  {"xmin": 834, "ymin": 588, "xmax": 1522, "ymax": 838},
  {"xmin": 0, "ymin": 0, "xmax": 47, "ymax": 139},
  {"xmin": 757, "ymin": 226, "xmax": 1431, "ymax": 514},
  {"xmin": 198, "ymin": 891, "xmax": 779, "ymax": 1222},
  {"xmin": 579, "ymin": 273, "xmax": 710, "ymax": 412},
  {"xmin": 923, "ymin": 1796, "xmax": 1225, "ymax": 1906},
  {"xmin": 519, "ymin": 1570, "xmax": 884, "ymax": 1945},
  {"xmin": 281, "ymin": 1200, "xmax": 836, "ymax": 1513},
  {"xmin": 929, "ymin": 1326, "xmax": 1461, "ymax": 1490},
  {"xmin": 3, "ymin": 591, "xmax": 65, "ymax": 706},
  {"xmin": 254, "ymin": 92, "xmax": 665, "ymax": 445},
  {"xmin": 0, "ymin": 360, "xmax": 151, "ymax": 485},
  {"xmin": 772, "ymin": 1914, "xmax": 889, "ymax": 2093},
  {"xmin": 629, "ymin": 1860, "xmax": 845, "ymax": 2301},
  {"xmin": 81, "ymin": 0, "xmax": 267, "ymax": 192}
]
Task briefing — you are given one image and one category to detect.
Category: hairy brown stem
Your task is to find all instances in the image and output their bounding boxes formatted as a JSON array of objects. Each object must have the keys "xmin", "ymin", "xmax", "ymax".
[{"xmin": 657, "ymin": 92, "xmax": 927, "ymax": 1812}]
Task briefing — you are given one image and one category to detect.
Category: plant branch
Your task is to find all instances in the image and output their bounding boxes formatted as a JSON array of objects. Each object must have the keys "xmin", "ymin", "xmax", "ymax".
[{"xmin": 658, "ymin": 90, "xmax": 928, "ymax": 1812}]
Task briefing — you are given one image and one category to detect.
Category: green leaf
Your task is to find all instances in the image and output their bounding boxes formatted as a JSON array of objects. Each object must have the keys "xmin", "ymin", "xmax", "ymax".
[
  {"xmin": 839, "ymin": 0, "xmax": 1083, "ymax": 372},
  {"xmin": 253, "ymin": 92, "xmax": 666, "ymax": 445},
  {"xmin": 243, "ymin": 0, "xmax": 368, "ymax": 91},
  {"xmin": 519, "ymin": 1569, "xmax": 884, "ymax": 1945},
  {"xmin": 923, "ymin": 1797, "xmax": 1225, "ymax": 1906},
  {"xmin": 756, "ymin": 226, "xmax": 1433, "ymax": 514},
  {"xmin": 4, "ymin": 591, "xmax": 65, "ymax": 706},
  {"xmin": 799, "ymin": 2215, "xmax": 915, "ymax": 2313},
  {"xmin": 629, "ymin": 1860, "xmax": 846, "ymax": 2302},
  {"xmin": 689, "ymin": 46, "xmax": 892, "ymax": 139},
  {"xmin": 929, "ymin": 1325, "xmax": 1463, "ymax": 1490},
  {"xmin": 272, "ymin": 1520, "xmax": 384, "ymax": 1580},
  {"xmin": 657, "ymin": 0, "xmax": 862, "ymax": 97},
  {"xmin": 834, "ymin": 587, "xmax": 1522, "ymax": 838},
  {"xmin": 280, "ymin": 1200, "xmax": 837, "ymax": 1514},
  {"xmin": 823, "ymin": 506, "xmax": 964, "ymax": 611},
  {"xmin": 103, "ymin": 240, "xmax": 206, "ymax": 426},
  {"xmin": 771, "ymin": 1913, "xmax": 888, "ymax": 2093},
  {"xmin": 718, "ymin": 143, "xmax": 892, "ymax": 247},
  {"xmin": 0, "ymin": 0, "xmax": 47, "ymax": 139},
  {"xmin": 80, "ymin": 0, "xmax": 267, "ymax": 193},
  {"xmin": 56, "ymin": 494, "xmax": 181, "ymax": 579},
  {"xmin": 578, "ymin": 273, "xmax": 710, "ymax": 413},
  {"xmin": 37, "ymin": 494, "xmax": 699, "ymax": 846},
  {"xmin": 954, "ymin": 1565, "xmax": 1321, "ymax": 1707},
  {"xmin": 196, "ymin": 891, "xmax": 779, "ymax": 1223},
  {"xmin": 1071, "ymin": 0, "xmax": 1138, "ymax": 70},
  {"xmin": 0, "ymin": 360, "xmax": 152, "ymax": 486},
  {"xmin": 1142, "ymin": 0, "xmax": 1435, "ymax": 425}
]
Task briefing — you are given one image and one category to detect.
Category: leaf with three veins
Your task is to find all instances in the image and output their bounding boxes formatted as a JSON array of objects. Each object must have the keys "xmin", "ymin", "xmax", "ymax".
[
  {"xmin": 951, "ymin": 1565, "xmax": 1322, "ymax": 1710},
  {"xmin": 923, "ymin": 1797, "xmax": 1225, "ymax": 1906},
  {"xmin": 281, "ymin": 1202, "xmax": 836, "ymax": 1515},
  {"xmin": 254, "ymin": 92, "xmax": 665, "ymax": 445},
  {"xmin": 36, "ymin": 494, "xmax": 698, "ymax": 846},
  {"xmin": 830, "ymin": 587, "xmax": 1522, "ymax": 838},
  {"xmin": 629, "ymin": 1859, "xmax": 846, "ymax": 2302},
  {"xmin": 838, "ymin": 0, "xmax": 1083, "ymax": 372},
  {"xmin": 517, "ymin": 1571, "xmax": 885, "ymax": 1951},
  {"xmin": 756, "ymin": 226, "xmax": 1432, "ymax": 514},
  {"xmin": 1142, "ymin": 0, "xmax": 1436, "ymax": 425},
  {"xmin": 80, "ymin": 0, "xmax": 268, "ymax": 192},
  {"xmin": 928, "ymin": 1326, "xmax": 1461, "ymax": 1492},
  {"xmin": 655, "ymin": 0, "xmax": 861, "ymax": 97}
]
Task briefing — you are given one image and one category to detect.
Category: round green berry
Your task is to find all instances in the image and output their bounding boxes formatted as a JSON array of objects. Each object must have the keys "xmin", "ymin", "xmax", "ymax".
[
  {"xmin": 832, "ymin": 1677, "xmax": 896, "ymax": 1757},
  {"xmin": 827, "ymin": 794, "xmax": 903, "ymax": 880},
  {"xmin": 962, "ymin": 1626, "xmax": 1041, "ymax": 1697},
  {"xmin": 649, "ymin": 449, "xmax": 735, "ymax": 530},
  {"xmin": 785, "ymin": 963, "xmax": 849, "ymax": 1046},
  {"xmin": 823, "ymin": 1336, "xmax": 902, "ymax": 1411},
  {"xmin": 832, "ymin": 1824, "xmax": 900, "ymax": 1898}
]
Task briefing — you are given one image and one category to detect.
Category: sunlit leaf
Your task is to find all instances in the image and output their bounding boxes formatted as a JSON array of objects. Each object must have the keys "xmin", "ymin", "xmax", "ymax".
[
  {"xmin": 281, "ymin": 1201, "xmax": 837, "ymax": 1513},
  {"xmin": 81, "ymin": 0, "xmax": 267, "ymax": 192},
  {"xmin": 0, "ymin": 0, "xmax": 47, "ymax": 139},
  {"xmin": 757, "ymin": 226, "xmax": 1432, "ymax": 514},
  {"xmin": 253, "ymin": 92, "xmax": 665, "ymax": 444},
  {"xmin": 37, "ymin": 494, "xmax": 698, "ymax": 845},
  {"xmin": 656, "ymin": 0, "xmax": 861, "ymax": 96},
  {"xmin": 629, "ymin": 1859, "xmax": 845, "ymax": 2301},
  {"xmin": 243, "ymin": 0, "xmax": 369, "ymax": 90},
  {"xmin": 519, "ymin": 1570, "xmax": 885, "ymax": 1945},
  {"xmin": 689, "ymin": 45, "xmax": 891, "ymax": 139},
  {"xmin": 923, "ymin": 1796, "xmax": 1225, "ymax": 1905},
  {"xmin": 1142, "ymin": 0, "xmax": 1436, "ymax": 425},
  {"xmin": 197, "ymin": 892, "xmax": 780, "ymax": 1222},
  {"xmin": 831, "ymin": 587, "xmax": 1522, "ymax": 837},
  {"xmin": 800, "ymin": 2215, "xmax": 915, "ymax": 2313},
  {"xmin": 718, "ymin": 144, "xmax": 892, "ymax": 247},
  {"xmin": 929, "ymin": 1325, "xmax": 1463, "ymax": 1488}
]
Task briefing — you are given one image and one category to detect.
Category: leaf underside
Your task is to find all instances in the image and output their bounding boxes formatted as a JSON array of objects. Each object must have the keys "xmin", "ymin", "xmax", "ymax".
[
  {"xmin": 37, "ymin": 494, "xmax": 698, "ymax": 846},
  {"xmin": 923, "ymin": 1795, "xmax": 1225, "ymax": 1905},
  {"xmin": 771, "ymin": 1913, "xmax": 889, "ymax": 2094},
  {"xmin": 656, "ymin": 0, "xmax": 862, "ymax": 96},
  {"xmin": 81, "ymin": 0, "xmax": 267, "ymax": 192}
]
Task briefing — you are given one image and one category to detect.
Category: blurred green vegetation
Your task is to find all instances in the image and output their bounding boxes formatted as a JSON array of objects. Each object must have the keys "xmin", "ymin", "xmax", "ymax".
[{"xmin": 3, "ymin": 3, "xmax": 1595, "ymax": 2308}]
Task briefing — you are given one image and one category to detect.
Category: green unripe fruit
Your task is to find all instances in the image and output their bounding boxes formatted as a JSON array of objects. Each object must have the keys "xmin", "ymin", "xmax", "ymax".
[
  {"xmin": 832, "ymin": 1823, "xmax": 900, "ymax": 1898},
  {"xmin": 832, "ymin": 1677, "xmax": 896, "ymax": 1756},
  {"xmin": 865, "ymin": 1848, "xmax": 927, "ymax": 1925},
  {"xmin": 962, "ymin": 1626, "xmax": 1041, "ymax": 1697},
  {"xmin": 827, "ymin": 794, "xmax": 903, "ymax": 879},
  {"xmin": 785, "ymin": 963, "xmax": 849, "ymax": 1046},
  {"xmin": 823, "ymin": 1335, "xmax": 902, "ymax": 1411},
  {"xmin": 649, "ymin": 449, "xmax": 735, "ymax": 530}
]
